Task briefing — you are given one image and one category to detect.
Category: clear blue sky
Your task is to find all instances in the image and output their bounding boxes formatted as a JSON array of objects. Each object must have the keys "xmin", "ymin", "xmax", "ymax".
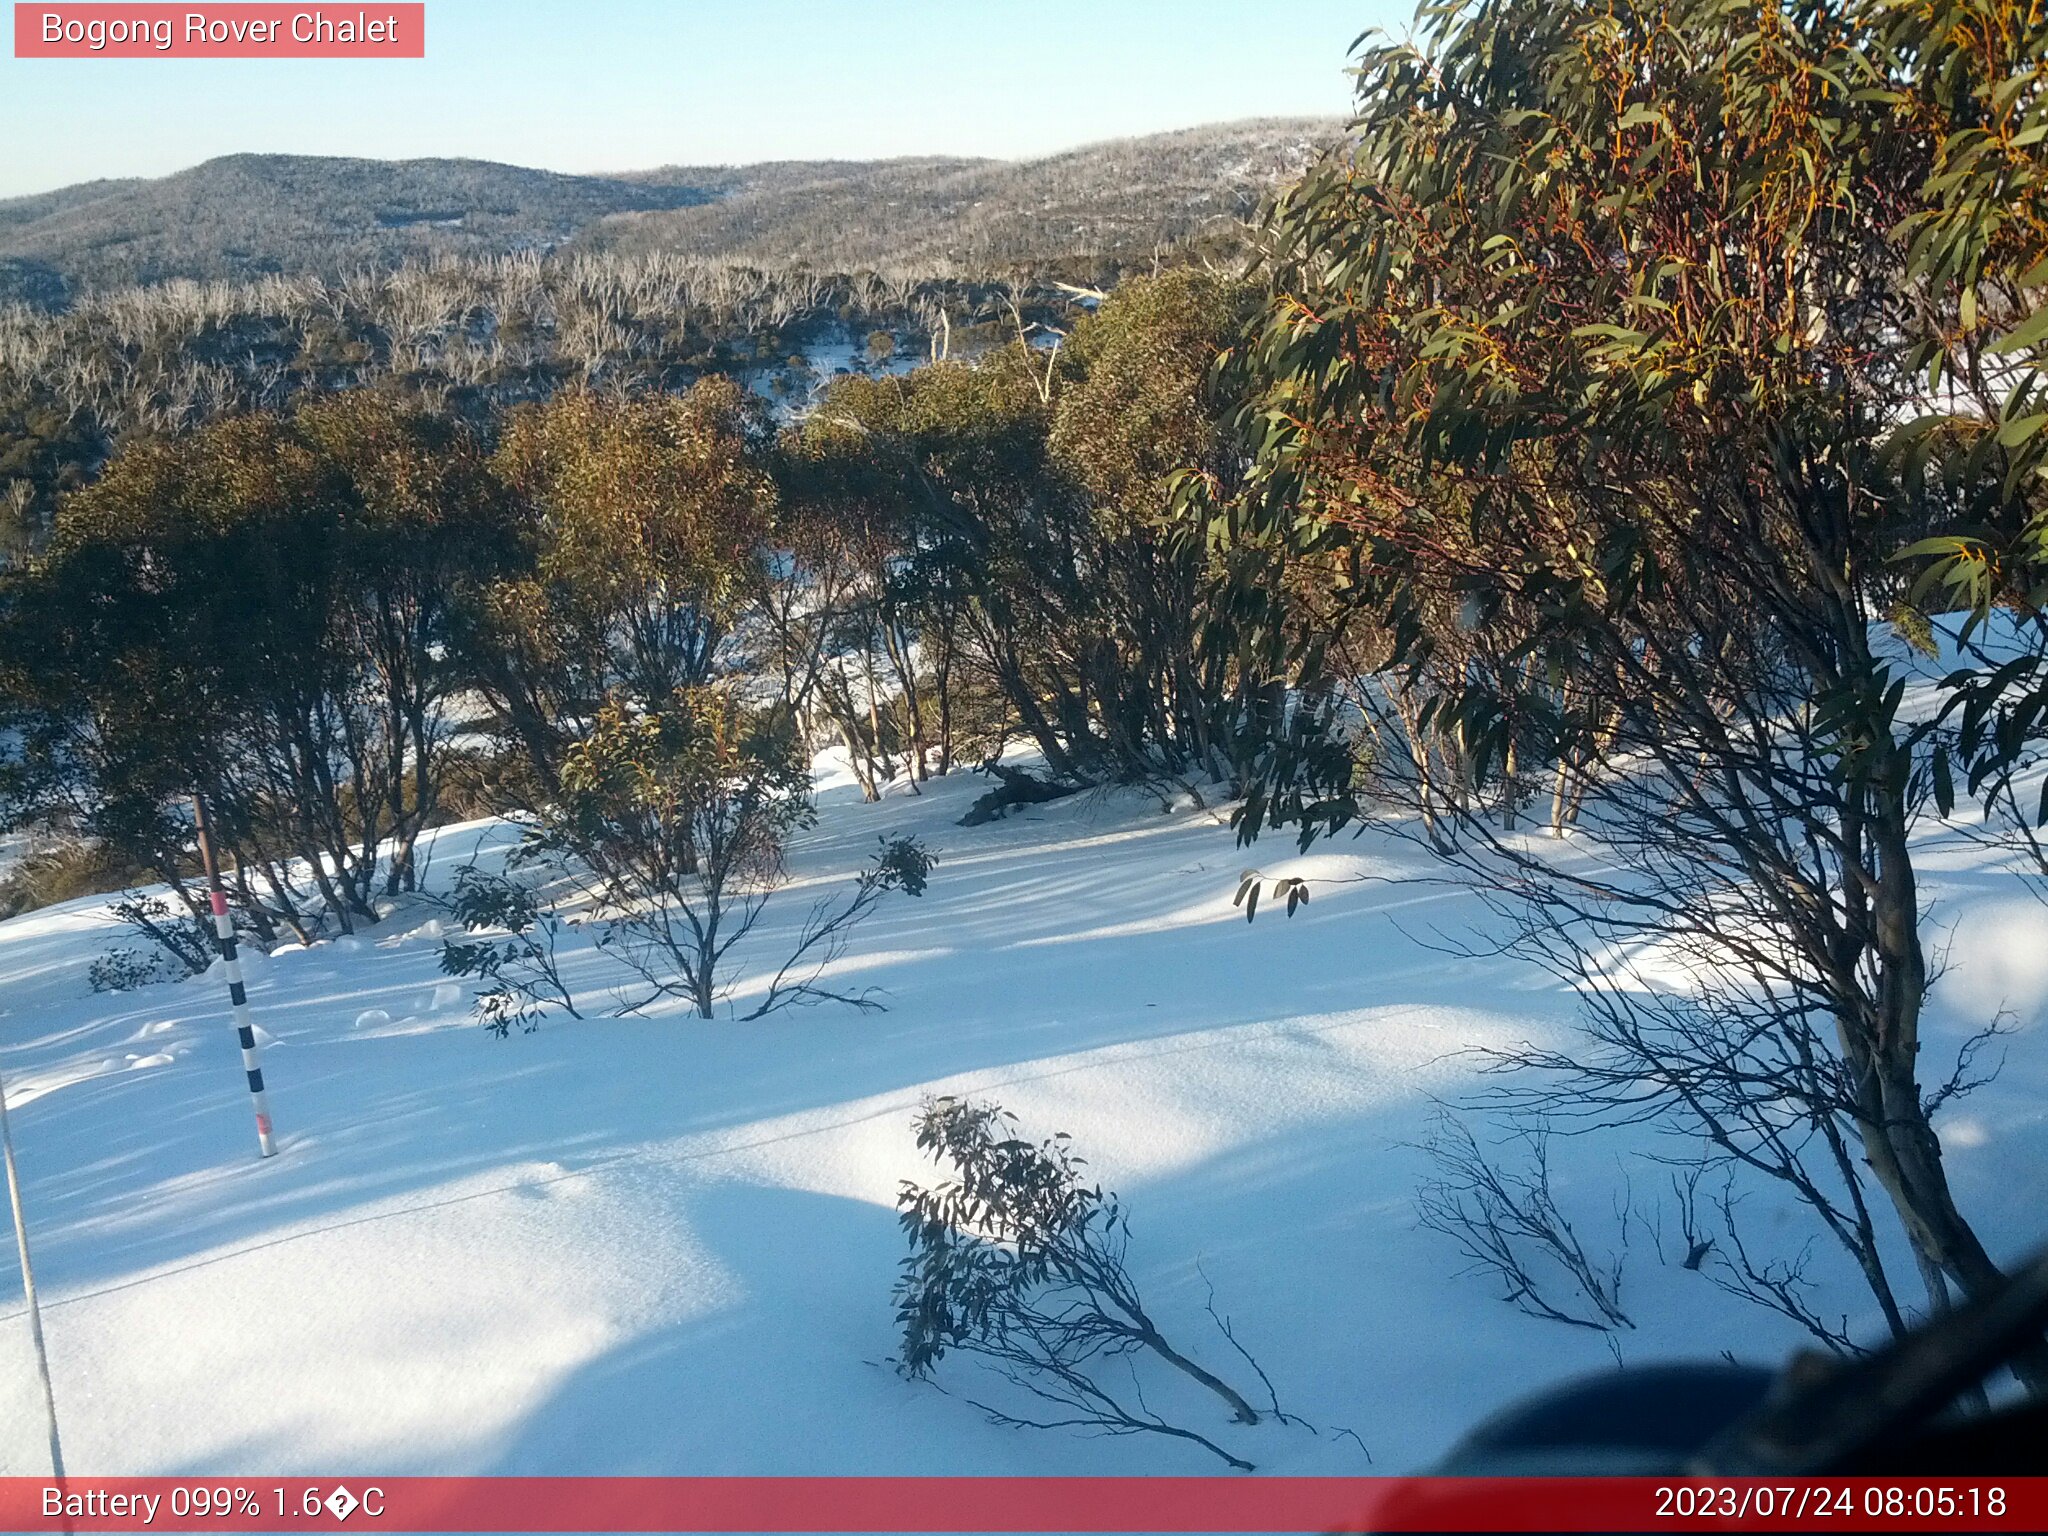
[{"xmin": 1, "ymin": 1, "xmax": 1399, "ymax": 198}]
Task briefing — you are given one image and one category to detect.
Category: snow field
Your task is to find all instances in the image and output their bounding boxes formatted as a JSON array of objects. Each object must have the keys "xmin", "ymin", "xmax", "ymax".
[{"xmin": 0, "ymin": 755, "xmax": 2043, "ymax": 1475}]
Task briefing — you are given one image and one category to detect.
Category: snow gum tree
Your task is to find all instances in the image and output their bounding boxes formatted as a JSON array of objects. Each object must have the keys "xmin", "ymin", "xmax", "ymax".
[
  {"xmin": 783, "ymin": 271, "xmax": 1258, "ymax": 797},
  {"xmin": 521, "ymin": 688, "xmax": 931, "ymax": 1021},
  {"xmin": 1202, "ymin": 0, "xmax": 2048, "ymax": 1385},
  {"xmin": 466, "ymin": 376, "xmax": 778, "ymax": 804},
  {"xmin": 1047, "ymin": 270, "xmax": 1261, "ymax": 786},
  {"xmin": 0, "ymin": 394, "xmax": 511, "ymax": 951}
]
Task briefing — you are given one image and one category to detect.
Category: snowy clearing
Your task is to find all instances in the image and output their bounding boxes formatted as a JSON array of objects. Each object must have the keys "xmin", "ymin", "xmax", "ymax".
[{"xmin": 1, "ymin": 759, "xmax": 2044, "ymax": 1475}]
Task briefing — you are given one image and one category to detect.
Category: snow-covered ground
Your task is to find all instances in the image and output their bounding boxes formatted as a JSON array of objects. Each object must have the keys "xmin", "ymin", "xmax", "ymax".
[{"xmin": 1, "ymin": 756, "xmax": 2044, "ymax": 1476}]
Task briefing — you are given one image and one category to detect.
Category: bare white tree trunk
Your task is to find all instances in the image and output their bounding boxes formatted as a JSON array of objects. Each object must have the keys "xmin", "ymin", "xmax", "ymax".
[{"xmin": 0, "ymin": 1062, "xmax": 65, "ymax": 1481}]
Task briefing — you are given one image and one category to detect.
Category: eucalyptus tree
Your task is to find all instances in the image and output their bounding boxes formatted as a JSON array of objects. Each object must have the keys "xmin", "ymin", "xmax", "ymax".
[
  {"xmin": 467, "ymin": 376, "xmax": 779, "ymax": 803},
  {"xmin": 1204, "ymin": 0, "xmax": 2048, "ymax": 1376},
  {"xmin": 786, "ymin": 271, "xmax": 1257, "ymax": 793},
  {"xmin": 3, "ymin": 394, "xmax": 510, "ymax": 944}
]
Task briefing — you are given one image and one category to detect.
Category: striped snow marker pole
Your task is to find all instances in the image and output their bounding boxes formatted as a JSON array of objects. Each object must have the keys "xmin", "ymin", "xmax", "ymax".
[{"xmin": 191, "ymin": 794, "xmax": 277, "ymax": 1158}]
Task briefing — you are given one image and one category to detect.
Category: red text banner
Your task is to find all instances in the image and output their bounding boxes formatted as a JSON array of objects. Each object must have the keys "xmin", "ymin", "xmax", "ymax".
[
  {"xmin": 0, "ymin": 1477, "xmax": 2043, "ymax": 1533},
  {"xmin": 14, "ymin": 5, "xmax": 424, "ymax": 58}
]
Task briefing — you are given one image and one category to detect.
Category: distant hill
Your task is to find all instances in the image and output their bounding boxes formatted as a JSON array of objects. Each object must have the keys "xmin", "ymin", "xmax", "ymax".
[
  {"xmin": 0, "ymin": 257, "xmax": 68, "ymax": 308},
  {"xmin": 0, "ymin": 176, "xmax": 150, "ymax": 237},
  {"xmin": 0, "ymin": 155, "xmax": 714, "ymax": 294},
  {"xmin": 604, "ymin": 157, "xmax": 996, "ymax": 201},
  {"xmin": 578, "ymin": 120, "xmax": 1340, "ymax": 275},
  {"xmin": 0, "ymin": 120, "xmax": 1341, "ymax": 299}
]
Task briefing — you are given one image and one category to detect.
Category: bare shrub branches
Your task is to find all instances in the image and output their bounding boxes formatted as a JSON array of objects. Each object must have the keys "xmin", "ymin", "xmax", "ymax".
[
  {"xmin": 1415, "ymin": 1113, "xmax": 1633, "ymax": 1333},
  {"xmin": 743, "ymin": 835, "xmax": 935, "ymax": 1019}
]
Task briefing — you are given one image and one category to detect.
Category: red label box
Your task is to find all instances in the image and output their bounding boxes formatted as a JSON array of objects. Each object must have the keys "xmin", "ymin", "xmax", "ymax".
[
  {"xmin": 13, "ymin": 4, "xmax": 425, "ymax": 57},
  {"xmin": 1, "ymin": 1477, "xmax": 2045, "ymax": 1533}
]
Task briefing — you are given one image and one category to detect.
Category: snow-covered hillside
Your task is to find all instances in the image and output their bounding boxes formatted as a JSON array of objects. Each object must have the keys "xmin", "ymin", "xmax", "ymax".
[{"xmin": 1, "ymin": 758, "xmax": 2043, "ymax": 1476}]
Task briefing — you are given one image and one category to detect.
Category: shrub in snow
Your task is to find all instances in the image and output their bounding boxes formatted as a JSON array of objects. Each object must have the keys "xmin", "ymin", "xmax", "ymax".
[
  {"xmin": 507, "ymin": 691, "xmax": 934, "ymax": 1022},
  {"xmin": 738, "ymin": 833, "xmax": 936, "ymax": 1019},
  {"xmin": 894, "ymin": 1096, "xmax": 1274, "ymax": 1471},
  {"xmin": 556, "ymin": 694, "xmax": 810, "ymax": 1019},
  {"xmin": 88, "ymin": 888, "xmax": 285, "ymax": 993},
  {"xmin": 96, "ymin": 892, "xmax": 213, "ymax": 986},
  {"xmin": 89, "ymin": 942, "xmax": 192, "ymax": 994},
  {"xmin": 439, "ymin": 866, "xmax": 581, "ymax": 1037}
]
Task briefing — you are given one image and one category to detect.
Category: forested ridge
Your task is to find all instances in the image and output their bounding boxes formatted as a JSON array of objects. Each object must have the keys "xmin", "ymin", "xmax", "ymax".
[
  {"xmin": 0, "ymin": 118, "xmax": 1337, "ymax": 301},
  {"xmin": 577, "ymin": 119, "xmax": 1339, "ymax": 274},
  {"xmin": 0, "ymin": 155, "xmax": 712, "ymax": 298},
  {"xmin": 2, "ymin": 0, "xmax": 2047, "ymax": 1464}
]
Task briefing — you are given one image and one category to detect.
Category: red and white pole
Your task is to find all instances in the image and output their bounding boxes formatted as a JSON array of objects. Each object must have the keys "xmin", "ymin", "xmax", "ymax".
[{"xmin": 191, "ymin": 794, "xmax": 277, "ymax": 1158}]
